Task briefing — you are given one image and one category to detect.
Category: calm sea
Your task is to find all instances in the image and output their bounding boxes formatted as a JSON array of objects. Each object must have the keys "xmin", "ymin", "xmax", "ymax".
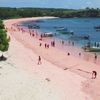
[{"xmin": 22, "ymin": 18, "xmax": 100, "ymax": 47}]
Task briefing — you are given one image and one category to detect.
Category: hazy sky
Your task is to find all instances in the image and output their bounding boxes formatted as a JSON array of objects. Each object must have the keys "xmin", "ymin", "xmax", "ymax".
[{"xmin": 0, "ymin": 0, "xmax": 100, "ymax": 9}]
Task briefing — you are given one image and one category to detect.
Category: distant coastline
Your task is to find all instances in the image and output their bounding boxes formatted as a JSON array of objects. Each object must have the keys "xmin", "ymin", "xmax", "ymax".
[{"xmin": 0, "ymin": 7, "xmax": 100, "ymax": 19}]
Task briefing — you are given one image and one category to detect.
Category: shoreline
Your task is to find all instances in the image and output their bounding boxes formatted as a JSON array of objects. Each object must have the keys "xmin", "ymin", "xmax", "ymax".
[
  {"xmin": 18, "ymin": 18, "xmax": 100, "ymax": 65},
  {"xmin": 3, "ymin": 17, "xmax": 100, "ymax": 100}
]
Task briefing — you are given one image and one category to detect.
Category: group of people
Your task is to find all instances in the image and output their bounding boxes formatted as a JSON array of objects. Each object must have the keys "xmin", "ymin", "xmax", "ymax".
[
  {"xmin": 45, "ymin": 43, "xmax": 49, "ymax": 48},
  {"xmin": 37, "ymin": 55, "xmax": 97, "ymax": 79},
  {"xmin": 11, "ymin": 23, "xmax": 98, "ymax": 80},
  {"xmin": 94, "ymin": 42, "xmax": 100, "ymax": 48},
  {"xmin": 51, "ymin": 41, "xmax": 55, "ymax": 47},
  {"xmin": 39, "ymin": 42, "xmax": 50, "ymax": 48}
]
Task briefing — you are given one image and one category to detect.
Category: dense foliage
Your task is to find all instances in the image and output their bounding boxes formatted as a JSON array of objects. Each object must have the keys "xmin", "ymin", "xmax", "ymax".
[
  {"xmin": 0, "ymin": 19, "xmax": 9, "ymax": 52},
  {"xmin": 0, "ymin": 7, "xmax": 100, "ymax": 19},
  {"xmin": 0, "ymin": 20, "xmax": 5, "ymax": 29}
]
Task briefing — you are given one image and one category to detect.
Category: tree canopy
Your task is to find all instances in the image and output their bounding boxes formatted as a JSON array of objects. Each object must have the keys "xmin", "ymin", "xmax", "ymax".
[
  {"xmin": 0, "ymin": 19, "xmax": 9, "ymax": 52},
  {"xmin": 0, "ymin": 7, "xmax": 100, "ymax": 19},
  {"xmin": 0, "ymin": 19, "xmax": 5, "ymax": 29}
]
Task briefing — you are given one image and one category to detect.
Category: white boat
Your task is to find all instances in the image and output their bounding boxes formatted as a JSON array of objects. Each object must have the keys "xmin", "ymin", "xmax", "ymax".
[
  {"xmin": 43, "ymin": 32, "xmax": 53, "ymax": 37},
  {"xmin": 82, "ymin": 46, "xmax": 100, "ymax": 52}
]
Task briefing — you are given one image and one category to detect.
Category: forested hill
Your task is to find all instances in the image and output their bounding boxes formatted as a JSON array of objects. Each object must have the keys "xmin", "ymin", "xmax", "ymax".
[{"xmin": 0, "ymin": 7, "xmax": 100, "ymax": 19}]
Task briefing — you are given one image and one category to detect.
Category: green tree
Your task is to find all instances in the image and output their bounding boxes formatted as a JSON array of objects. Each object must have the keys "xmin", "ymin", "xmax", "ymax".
[
  {"xmin": 0, "ymin": 20, "xmax": 9, "ymax": 61},
  {"xmin": 0, "ymin": 19, "xmax": 5, "ymax": 29},
  {"xmin": 0, "ymin": 29, "xmax": 9, "ymax": 51}
]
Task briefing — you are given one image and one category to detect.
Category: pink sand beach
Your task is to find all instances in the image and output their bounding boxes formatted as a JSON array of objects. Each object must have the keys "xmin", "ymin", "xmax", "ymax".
[{"xmin": 0, "ymin": 17, "xmax": 100, "ymax": 100}]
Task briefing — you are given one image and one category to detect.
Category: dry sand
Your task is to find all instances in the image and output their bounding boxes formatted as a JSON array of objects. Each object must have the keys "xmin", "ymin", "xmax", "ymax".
[{"xmin": 0, "ymin": 17, "xmax": 100, "ymax": 100}]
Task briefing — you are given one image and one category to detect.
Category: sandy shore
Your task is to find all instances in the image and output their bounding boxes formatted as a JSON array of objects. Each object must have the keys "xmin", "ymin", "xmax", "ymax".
[{"xmin": 0, "ymin": 17, "xmax": 100, "ymax": 100}]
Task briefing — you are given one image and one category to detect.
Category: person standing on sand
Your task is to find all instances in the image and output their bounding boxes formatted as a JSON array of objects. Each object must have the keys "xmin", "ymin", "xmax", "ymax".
[
  {"xmin": 52, "ymin": 41, "xmax": 55, "ymax": 47},
  {"xmin": 92, "ymin": 71, "xmax": 97, "ymax": 79},
  {"xmin": 79, "ymin": 52, "xmax": 81, "ymax": 56},
  {"xmin": 39, "ymin": 43, "xmax": 42, "ymax": 47},
  {"xmin": 47, "ymin": 44, "xmax": 49, "ymax": 48},
  {"xmin": 45, "ymin": 43, "xmax": 47, "ymax": 48},
  {"xmin": 62, "ymin": 40, "xmax": 64, "ymax": 45},
  {"xmin": 94, "ymin": 53, "xmax": 97, "ymax": 60},
  {"xmin": 72, "ymin": 41, "xmax": 74, "ymax": 46},
  {"xmin": 38, "ymin": 56, "xmax": 42, "ymax": 65},
  {"xmin": 67, "ymin": 52, "xmax": 70, "ymax": 56}
]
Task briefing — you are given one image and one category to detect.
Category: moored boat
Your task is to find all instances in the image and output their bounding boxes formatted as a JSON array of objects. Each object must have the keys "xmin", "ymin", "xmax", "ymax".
[
  {"xmin": 43, "ymin": 32, "xmax": 54, "ymax": 37},
  {"xmin": 94, "ymin": 26, "xmax": 100, "ymax": 29},
  {"xmin": 56, "ymin": 27, "xmax": 74, "ymax": 35},
  {"xmin": 70, "ymin": 35, "xmax": 90, "ymax": 40},
  {"xmin": 83, "ymin": 46, "xmax": 100, "ymax": 52},
  {"xmin": 60, "ymin": 30, "xmax": 74, "ymax": 35}
]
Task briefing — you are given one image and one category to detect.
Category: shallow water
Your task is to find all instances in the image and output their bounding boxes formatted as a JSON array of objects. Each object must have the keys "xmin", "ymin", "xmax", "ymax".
[{"xmin": 22, "ymin": 18, "xmax": 100, "ymax": 47}]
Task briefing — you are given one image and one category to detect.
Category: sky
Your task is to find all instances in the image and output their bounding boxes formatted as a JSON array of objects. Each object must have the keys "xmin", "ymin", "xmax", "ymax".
[{"xmin": 0, "ymin": 0, "xmax": 100, "ymax": 9}]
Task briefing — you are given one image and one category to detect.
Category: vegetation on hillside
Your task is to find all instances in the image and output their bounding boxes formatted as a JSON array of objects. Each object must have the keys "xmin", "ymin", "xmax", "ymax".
[{"xmin": 0, "ymin": 7, "xmax": 100, "ymax": 19}]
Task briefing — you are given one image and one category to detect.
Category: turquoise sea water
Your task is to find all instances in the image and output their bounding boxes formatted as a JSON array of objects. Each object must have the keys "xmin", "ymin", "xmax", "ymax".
[{"xmin": 22, "ymin": 18, "xmax": 100, "ymax": 47}]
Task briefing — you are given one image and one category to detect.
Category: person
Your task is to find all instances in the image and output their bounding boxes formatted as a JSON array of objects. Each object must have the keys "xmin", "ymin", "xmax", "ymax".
[
  {"xmin": 39, "ymin": 43, "xmax": 42, "ymax": 47},
  {"xmin": 38, "ymin": 56, "xmax": 42, "ymax": 65},
  {"xmin": 32, "ymin": 33, "xmax": 34, "ymax": 37},
  {"xmin": 92, "ymin": 71, "xmax": 97, "ymax": 79},
  {"xmin": 94, "ymin": 53, "xmax": 97, "ymax": 60},
  {"xmin": 45, "ymin": 43, "xmax": 47, "ymax": 48},
  {"xmin": 40, "ymin": 34, "xmax": 43, "ymax": 38},
  {"xmin": 52, "ymin": 41, "xmax": 55, "ymax": 47},
  {"xmin": 62, "ymin": 40, "xmax": 64, "ymax": 45},
  {"xmin": 68, "ymin": 40, "xmax": 70, "ymax": 45},
  {"xmin": 47, "ymin": 44, "xmax": 49, "ymax": 48},
  {"xmin": 79, "ymin": 52, "xmax": 81, "ymax": 56},
  {"xmin": 67, "ymin": 52, "xmax": 70, "ymax": 56},
  {"xmin": 72, "ymin": 41, "xmax": 74, "ymax": 46}
]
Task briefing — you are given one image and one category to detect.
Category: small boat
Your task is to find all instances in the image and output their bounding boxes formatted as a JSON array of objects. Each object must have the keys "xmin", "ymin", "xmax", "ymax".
[
  {"xmin": 60, "ymin": 30, "xmax": 74, "ymax": 35},
  {"xmin": 83, "ymin": 35, "xmax": 90, "ymax": 40},
  {"xmin": 94, "ymin": 26, "xmax": 100, "ymax": 29},
  {"xmin": 96, "ymin": 29, "xmax": 100, "ymax": 32},
  {"xmin": 70, "ymin": 35, "xmax": 90, "ymax": 40},
  {"xmin": 43, "ymin": 32, "xmax": 53, "ymax": 37},
  {"xmin": 83, "ymin": 46, "xmax": 100, "ymax": 52},
  {"xmin": 56, "ymin": 27, "xmax": 65, "ymax": 31},
  {"xmin": 89, "ymin": 47, "xmax": 100, "ymax": 52},
  {"xmin": 56, "ymin": 28, "xmax": 74, "ymax": 35},
  {"xmin": 54, "ymin": 26, "xmax": 64, "ymax": 29},
  {"xmin": 28, "ymin": 24, "xmax": 40, "ymax": 29},
  {"xmin": 32, "ymin": 24, "xmax": 40, "ymax": 29}
]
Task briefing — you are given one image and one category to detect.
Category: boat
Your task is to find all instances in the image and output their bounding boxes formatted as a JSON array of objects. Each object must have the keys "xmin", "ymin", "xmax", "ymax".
[
  {"xmin": 70, "ymin": 35, "xmax": 90, "ymax": 40},
  {"xmin": 56, "ymin": 27, "xmax": 65, "ymax": 31},
  {"xmin": 94, "ymin": 26, "xmax": 100, "ymax": 29},
  {"xmin": 43, "ymin": 32, "xmax": 54, "ymax": 37},
  {"xmin": 32, "ymin": 24, "xmax": 40, "ymax": 29},
  {"xmin": 95, "ymin": 29, "xmax": 100, "ymax": 32},
  {"xmin": 28, "ymin": 24, "xmax": 40, "ymax": 29},
  {"xmin": 83, "ymin": 35, "xmax": 90, "ymax": 40},
  {"xmin": 54, "ymin": 26, "xmax": 64, "ymax": 29},
  {"xmin": 56, "ymin": 28, "xmax": 74, "ymax": 35},
  {"xmin": 83, "ymin": 46, "xmax": 100, "ymax": 52},
  {"xmin": 60, "ymin": 30, "xmax": 74, "ymax": 35},
  {"xmin": 89, "ymin": 47, "xmax": 100, "ymax": 52}
]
